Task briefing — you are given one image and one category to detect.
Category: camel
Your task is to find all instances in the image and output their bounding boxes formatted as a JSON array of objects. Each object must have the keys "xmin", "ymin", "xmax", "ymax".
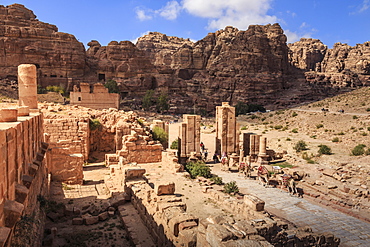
[
  {"xmin": 257, "ymin": 165, "xmax": 270, "ymax": 187},
  {"xmin": 238, "ymin": 162, "xmax": 252, "ymax": 178}
]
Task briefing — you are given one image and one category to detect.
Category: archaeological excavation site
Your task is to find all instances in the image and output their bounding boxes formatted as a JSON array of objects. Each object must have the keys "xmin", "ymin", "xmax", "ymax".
[{"xmin": 1, "ymin": 3, "xmax": 370, "ymax": 247}]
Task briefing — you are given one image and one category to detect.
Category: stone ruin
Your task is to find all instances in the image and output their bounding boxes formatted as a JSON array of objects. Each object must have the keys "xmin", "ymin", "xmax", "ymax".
[
  {"xmin": 70, "ymin": 82, "xmax": 120, "ymax": 110},
  {"xmin": 0, "ymin": 64, "xmax": 49, "ymax": 246},
  {"xmin": 0, "ymin": 66, "xmax": 340, "ymax": 246},
  {"xmin": 178, "ymin": 114, "xmax": 201, "ymax": 163}
]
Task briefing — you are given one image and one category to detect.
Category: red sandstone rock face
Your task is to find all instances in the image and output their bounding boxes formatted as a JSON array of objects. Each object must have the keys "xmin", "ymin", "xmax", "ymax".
[
  {"xmin": 1, "ymin": 4, "xmax": 370, "ymax": 111},
  {"xmin": 288, "ymin": 38, "xmax": 327, "ymax": 71},
  {"xmin": 289, "ymin": 39, "xmax": 370, "ymax": 87},
  {"xmin": 0, "ymin": 4, "xmax": 86, "ymax": 88}
]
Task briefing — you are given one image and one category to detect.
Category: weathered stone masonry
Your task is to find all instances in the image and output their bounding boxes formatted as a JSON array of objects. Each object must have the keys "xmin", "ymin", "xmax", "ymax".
[{"xmin": 0, "ymin": 113, "xmax": 48, "ymax": 246}]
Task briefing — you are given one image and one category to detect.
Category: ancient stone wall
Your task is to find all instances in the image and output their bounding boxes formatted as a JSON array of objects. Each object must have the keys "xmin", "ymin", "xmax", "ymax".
[
  {"xmin": 123, "ymin": 173, "xmax": 340, "ymax": 247},
  {"xmin": 70, "ymin": 83, "xmax": 120, "ymax": 110},
  {"xmin": 0, "ymin": 112, "xmax": 48, "ymax": 246},
  {"xmin": 43, "ymin": 117, "xmax": 90, "ymax": 184}
]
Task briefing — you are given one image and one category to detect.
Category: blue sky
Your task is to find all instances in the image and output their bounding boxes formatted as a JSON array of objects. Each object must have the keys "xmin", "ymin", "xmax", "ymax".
[{"xmin": 1, "ymin": 0, "xmax": 369, "ymax": 48}]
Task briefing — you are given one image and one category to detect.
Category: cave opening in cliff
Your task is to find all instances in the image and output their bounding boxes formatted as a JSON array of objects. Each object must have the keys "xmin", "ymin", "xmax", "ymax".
[{"xmin": 98, "ymin": 73, "xmax": 105, "ymax": 81}]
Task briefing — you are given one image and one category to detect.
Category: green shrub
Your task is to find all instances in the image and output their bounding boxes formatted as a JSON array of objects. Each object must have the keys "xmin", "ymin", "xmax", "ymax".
[
  {"xmin": 185, "ymin": 161, "xmax": 211, "ymax": 179},
  {"xmin": 292, "ymin": 112, "xmax": 298, "ymax": 117},
  {"xmin": 294, "ymin": 140, "xmax": 308, "ymax": 152},
  {"xmin": 316, "ymin": 124, "xmax": 324, "ymax": 129},
  {"xmin": 46, "ymin": 85, "xmax": 65, "ymax": 95},
  {"xmin": 89, "ymin": 119, "xmax": 101, "ymax": 131},
  {"xmin": 351, "ymin": 144, "xmax": 366, "ymax": 156},
  {"xmin": 274, "ymin": 125, "xmax": 283, "ymax": 130},
  {"xmin": 368, "ymin": 127, "xmax": 370, "ymax": 131},
  {"xmin": 318, "ymin": 145, "xmax": 332, "ymax": 155},
  {"xmin": 152, "ymin": 126, "xmax": 168, "ymax": 146},
  {"xmin": 104, "ymin": 79, "xmax": 119, "ymax": 93},
  {"xmin": 137, "ymin": 118, "xmax": 144, "ymax": 127},
  {"xmin": 306, "ymin": 159, "xmax": 315, "ymax": 164},
  {"xmin": 223, "ymin": 181, "xmax": 239, "ymax": 194},
  {"xmin": 366, "ymin": 148, "xmax": 370, "ymax": 155},
  {"xmin": 291, "ymin": 128, "xmax": 298, "ymax": 133},
  {"xmin": 366, "ymin": 108, "xmax": 370, "ymax": 112},
  {"xmin": 353, "ymin": 115, "xmax": 358, "ymax": 119},
  {"xmin": 142, "ymin": 90, "xmax": 155, "ymax": 110},
  {"xmin": 156, "ymin": 92, "xmax": 169, "ymax": 113},
  {"xmin": 170, "ymin": 139, "xmax": 179, "ymax": 149},
  {"xmin": 332, "ymin": 137, "xmax": 340, "ymax": 142},
  {"xmin": 286, "ymin": 137, "xmax": 291, "ymax": 141},
  {"xmin": 210, "ymin": 175, "xmax": 223, "ymax": 185},
  {"xmin": 241, "ymin": 126, "xmax": 247, "ymax": 130},
  {"xmin": 337, "ymin": 131, "xmax": 345, "ymax": 135},
  {"xmin": 361, "ymin": 132, "xmax": 368, "ymax": 136}
]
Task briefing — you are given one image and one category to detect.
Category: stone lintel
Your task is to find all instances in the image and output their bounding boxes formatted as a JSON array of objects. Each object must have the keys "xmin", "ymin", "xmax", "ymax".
[
  {"xmin": 32, "ymin": 160, "xmax": 42, "ymax": 167},
  {"xmin": 22, "ymin": 175, "xmax": 34, "ymax": 189},
  {"xmin": 28, "ymin": 163, "xmax": 39, "ymax": 177},
  {"xmin": 15, "ymin": 183, "xmax": 29, "ymax": 204},
  {"xmin": 35, "ymin": 152, "xmax": 44, "ymax": 162},
  {"xmin": 4, "ymin": 200, "xmax": 24, "ymax": 228}
]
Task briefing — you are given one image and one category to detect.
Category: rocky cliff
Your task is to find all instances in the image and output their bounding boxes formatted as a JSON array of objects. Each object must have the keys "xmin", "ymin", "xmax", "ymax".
[
  {"xmin": 0, "ymin": 4, "xmax": 86, "ymax": 88},
  {"xmin": 289, "ymin": 38, "xmax": 370, "ymax": 88},
  {"xmin": 1, "ymin": 4, "xmax": 370, "ymax": 113}
]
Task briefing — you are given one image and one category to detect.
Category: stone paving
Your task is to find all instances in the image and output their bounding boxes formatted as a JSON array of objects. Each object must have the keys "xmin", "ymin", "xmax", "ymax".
[{"xmin": 212, "ymin": 165, "xmax": 370, "ymax": 247}]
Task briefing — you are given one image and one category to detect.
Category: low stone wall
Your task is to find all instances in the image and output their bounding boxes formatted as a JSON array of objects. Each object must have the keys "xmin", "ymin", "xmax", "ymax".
[
  {"xmin": 117, "ymin": 135, "xmax": 162, "ymax": 164},
  {"xmin": 122, "ymin": 171, "xmax": 340, "ymax": 247},
  {"xmin": 0, "ymin": 113, "xmax": 49, "ymax": 247}
]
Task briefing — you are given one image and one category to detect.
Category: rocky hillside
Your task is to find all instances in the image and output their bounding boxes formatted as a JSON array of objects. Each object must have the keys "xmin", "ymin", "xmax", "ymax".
[
  {"xmin": 0, "ymin": 4, "xmax": 369, "ymax": 112},
  {"xmin": 0, "ymin": 4, "xmax": 86, "ymax": 88}
]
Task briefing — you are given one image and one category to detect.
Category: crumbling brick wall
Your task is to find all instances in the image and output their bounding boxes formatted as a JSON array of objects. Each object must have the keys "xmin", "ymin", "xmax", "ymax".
[
  {"xmin": 0, "ymin": 113, "xmax": 49, "ymax": 246},
  {"xmin": 43, "ymin": 117, "xmax": 89, "ymax": 184}
]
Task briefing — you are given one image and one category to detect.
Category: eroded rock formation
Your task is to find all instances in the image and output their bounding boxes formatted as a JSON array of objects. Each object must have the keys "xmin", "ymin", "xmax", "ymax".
[
  {"xmin": 1, "ymin": 4, "xmax": 370, "ymax": 112},
  {"xmin": 0, "ymin": 4, "xmax": 86, "ymax": 88}
]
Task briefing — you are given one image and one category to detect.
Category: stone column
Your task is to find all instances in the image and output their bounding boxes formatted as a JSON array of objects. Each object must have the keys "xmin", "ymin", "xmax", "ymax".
[
  {"xmin": 18, "ymin": 64, "xmax": 38, "ymax": 109},
  {"xmin": 215, "ymin": 102, "xmax": 237, "ymax": 155},
  {"xmin": 259, "ymin": 137, "xmax": 267, "ymax": 156}
]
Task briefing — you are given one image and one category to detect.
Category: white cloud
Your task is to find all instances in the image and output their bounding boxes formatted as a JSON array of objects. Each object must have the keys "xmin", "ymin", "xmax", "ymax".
[
  {"xmin": 182, "ymin": 0, "xmax": 277, "ymax": 30},
  {"xmin": 284, "ymin": 30, "xmax": 300, "ymax": 43},
  {"xmin": 131, "ymin": 31, "xmax": 150, "ymax": 44},
  {"xmin": 158, "ymin": 1, "xmax": 182, "ymax": 20},
  {"xmin": 350, "ymin": 0, "xmax": 369, "ymax": 15},
  {"xmin": 300, "ymin": 22, "xmax": 307, "ymax": 29},
  {"xmin": 359, "ymin": 0, "xmax": 370, "ymax": 12},
  {"xmin": 135, "ymin": 9, "xmax": 153, "ymax": 21}
]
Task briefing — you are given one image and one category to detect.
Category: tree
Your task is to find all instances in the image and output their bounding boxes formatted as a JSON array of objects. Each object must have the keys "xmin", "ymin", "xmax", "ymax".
[
  {"xmin": 156, "ymin": 92, "xmax": 169, "ymax": 113},
  {"xmin": 170, "ymin": 139, "xmax": 179, "ymax": 149},
  {"xmin": 318, "ymin": 144, "xmax": 332, "ymax": 155},
  {"xmin": 294, "ymin": 140, "xmax": 308, "ymax": 152},
  {"xmin": 351, "ymin": 144, "xmax": 366, "ymax": 156},
  {"xmin": 152, "ymin": 126, "xmax": 168, "ymax": 147},
  {"xmin": 142, "ymin": 90, "xmax": 155, "ymax": 111},
  {"xmin": 104, "ymin": 79, "xmax": 119, "ymax": 93}
]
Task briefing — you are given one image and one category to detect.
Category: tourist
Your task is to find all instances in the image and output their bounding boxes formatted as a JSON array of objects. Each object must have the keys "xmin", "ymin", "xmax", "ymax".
[
  {"xmin": 213, "ymin": 153, "xmax": 219, "ymax": 163},
  {"xmin": 204, "ymin": 150, "xmax": 208, "ymax": 161},
  {"xmin": 200, "ymin": 142, "xmax": 205, "ymax": 152}
]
